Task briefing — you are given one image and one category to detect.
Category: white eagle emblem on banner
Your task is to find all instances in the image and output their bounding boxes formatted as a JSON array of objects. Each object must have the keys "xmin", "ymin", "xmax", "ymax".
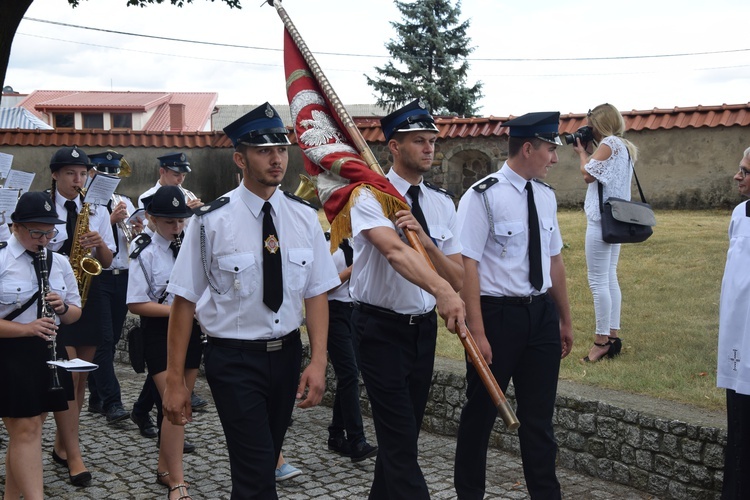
[{"xmin": 299, "ymin": 110, "xmax": 345, "ymax": 147}]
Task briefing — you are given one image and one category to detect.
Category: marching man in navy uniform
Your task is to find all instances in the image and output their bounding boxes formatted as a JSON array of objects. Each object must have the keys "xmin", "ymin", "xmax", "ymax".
[
  {"xmin": 454, "ymin": 112, "xmax": 573, "ymax": 499},
  {"xmin": 162, "ymin": 103, "xmax": 339, "ymax": 499},
  {"xmin": 350, "ymin": 99, "xmax": 465, "ymax": 499}
]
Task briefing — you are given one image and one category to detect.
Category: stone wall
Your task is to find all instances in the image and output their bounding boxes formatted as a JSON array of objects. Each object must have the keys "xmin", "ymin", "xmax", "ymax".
[{"xmin": 116, "ymin": 317, "xmax": 725, "ymax": 499}]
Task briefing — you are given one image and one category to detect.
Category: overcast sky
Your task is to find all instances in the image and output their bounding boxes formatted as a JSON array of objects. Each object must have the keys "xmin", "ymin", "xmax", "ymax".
[{"xmin": 6, "ymin": 0, "xmax": 750, "ymax": 117}]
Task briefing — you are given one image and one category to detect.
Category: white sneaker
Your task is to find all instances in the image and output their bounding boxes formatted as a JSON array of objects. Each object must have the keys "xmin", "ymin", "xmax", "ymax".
[{"xmin": 275, "ymin": 463, "xmax": 302, "ymax": 482}]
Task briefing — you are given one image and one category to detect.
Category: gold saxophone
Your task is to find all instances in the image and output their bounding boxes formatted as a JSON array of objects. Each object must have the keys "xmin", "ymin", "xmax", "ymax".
[{"xmin": 70, "ymin": 188, "xmax": 103, "ymax": 307}]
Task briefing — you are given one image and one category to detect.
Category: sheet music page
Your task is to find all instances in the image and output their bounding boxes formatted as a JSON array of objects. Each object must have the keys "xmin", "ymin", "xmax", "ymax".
[
  {"xmin": 83, "ymin": 174, "xmax": 120, "ymax": 206},
  {"xmin": 48, "ymin": 358, "xmax": 99, "ymax": 372},
  {"xmin": 4, "ymin": 170, "xmax": 35, "ymax": 194},
  {"xmin": 0, "ymin": 152, "xmax": 12, "ymax": 179},
  {"xmin": 0, "ymin": 188, "xmax": 21, "ymax": 219}
]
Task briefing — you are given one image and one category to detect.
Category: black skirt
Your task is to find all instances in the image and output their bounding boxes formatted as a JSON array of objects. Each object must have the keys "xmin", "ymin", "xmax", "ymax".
[
  {"xmin": 58, "ymin": 276, "xmax": 105, "ymax": 347},
  {"xmin": 141, "ymin": 316, "xmax": 203, "ymax": 375},
  {"xmin": 0, "ymin": 337, "xmax": 74, "ymax": 417}
]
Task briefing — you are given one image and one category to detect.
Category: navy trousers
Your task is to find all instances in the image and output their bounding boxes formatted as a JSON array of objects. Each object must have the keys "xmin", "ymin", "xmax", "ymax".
[
  {"xmin": 327, "ymin": 300, "xmax": 366, "ymax": 444},
  {"xmin": 722, "ymin": 389, "xmax": 750, "ymax": 499},
  {"xmin": 354, "ymin": 308, "xmax": 436, "ymax": 500},
  {"xmin": 455, "ymin": 295, "xmax": 562, "ymax": 500},
  {"xmin": 88, "ymin": 269, "xmax": 128, "ymax": 411}
]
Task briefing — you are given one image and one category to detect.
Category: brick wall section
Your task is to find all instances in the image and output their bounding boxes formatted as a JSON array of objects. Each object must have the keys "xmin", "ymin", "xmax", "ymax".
[{"xmin": 116, "ymin": 316, "xmax": 725, "ymax": 499}]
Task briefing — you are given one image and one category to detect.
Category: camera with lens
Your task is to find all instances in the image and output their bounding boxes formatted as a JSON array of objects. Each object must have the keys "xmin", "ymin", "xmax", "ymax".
[{"xmin": 561, "ymin": 126, "xmax": 594, "ymax": 147}]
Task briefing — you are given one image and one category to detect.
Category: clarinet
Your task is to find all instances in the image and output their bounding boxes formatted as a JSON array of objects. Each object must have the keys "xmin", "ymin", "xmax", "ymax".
[{"xmin": 38, "ymin": 246, "xmax": 64, "ymax": 392}]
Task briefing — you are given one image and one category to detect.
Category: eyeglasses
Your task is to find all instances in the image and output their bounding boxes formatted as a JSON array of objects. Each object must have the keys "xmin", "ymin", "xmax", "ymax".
[
  {"xmin": 19, "ymin": 224, "xmax": 59, "ymax": 240},
  {"xmin": 739, "ymin": 167, "xmax": 750, "ymax": 179}
]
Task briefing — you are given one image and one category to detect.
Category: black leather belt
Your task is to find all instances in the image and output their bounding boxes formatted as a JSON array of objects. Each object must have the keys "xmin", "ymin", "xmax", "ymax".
[
  {"xmin": 354, "ymin": 301, "xmax": 434, "ymax": 325},
  {"xmin": 329, "ymin": 300, "xmax": 354, "ymax": 308},
  {"xmin": 102, "ymin": 269, "xmax": 128, "ymax": 276},
  {"xmin": 482, "ymin": 293, "xmax": 547, "ymax": 305},
  {"xmin": 207, "ymin": 329, "xmax": 300, "ymax": 352}
]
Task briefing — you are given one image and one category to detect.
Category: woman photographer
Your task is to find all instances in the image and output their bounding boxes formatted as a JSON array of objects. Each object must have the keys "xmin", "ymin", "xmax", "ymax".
[{"xmin": 574, "ymin": 103, "xmax": 638, "ymax": 362}]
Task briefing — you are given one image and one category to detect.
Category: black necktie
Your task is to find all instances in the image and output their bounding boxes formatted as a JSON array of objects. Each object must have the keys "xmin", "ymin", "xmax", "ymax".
[
  {"xmin": 407, "ymin": 185, "xmax": 431, "ymax": 238},
  {"xmin": 262, "ymin": 202, "xmax": 283, "ymax": 313},
  {"xmin": 106, "ymin": 199, "xmax": 119, "ymax": 257},
  {"xmin": 525, "ymin": 182, "xmax": 543, "ymax": 291},
  {"xmin": 339, "ymin": 238, "xmax": 353, "ymax": 267},
  {"xmin": 60, "ymin": 200, "xmax": 78, "ymax": 256},
  {"xmin": 27, "ymin": 250, "xmax": 44, "ymax": 318}
]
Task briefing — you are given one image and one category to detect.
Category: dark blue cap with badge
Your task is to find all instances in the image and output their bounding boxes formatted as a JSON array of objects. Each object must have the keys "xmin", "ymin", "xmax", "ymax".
[
  {"xmin": 11, "ymin": 191, "xmax": 66, "ymax": 225},
  {"xmin": 223, "ymin": 102, "xmax": 291, "ymax": 148},
  {"xmin": 380, "ymin": 98, "xmax": 439, "ymax": 142},
  {"xmin": 49, "ymin": 146, "xmax": 92, "ymax": 172},
  {"xmin": 157, "ymin": 152, "xmax": 191, "ymax": 173},
  {"xmin": 144, "ymin": 185, "xmax": 193, "ymax": 219},
  {"xmin": 503, "ymin": 111, "xmax": 561, "ymax": 145},
  {"xmin": 89, "ymin": 150, "xmax": 123, "ymax": 175}
]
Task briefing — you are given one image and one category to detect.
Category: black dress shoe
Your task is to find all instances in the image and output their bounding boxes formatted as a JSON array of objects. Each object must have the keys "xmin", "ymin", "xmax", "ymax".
[
  {"xmin": 69, "ymin": 471, "xmax": 92, "ymax": 487},
  {"xmin": 191, "ymin": 392, "xmax": 209, "ymax": 411},
  {"xmin": 51, "ymin": 449, "xmax": 68, "ymax": 468},
  {"xmin": 130, "ymin": 411, "xmax": 158, "ymax": 438},
  {"xmin": 87, "ymin": 400, "xmax": 104, "ymax": 415},
  {"xmin": 106, "ymin": 404, "xmax": 129, "ymax": 424},
  {"xmin": 350, "ymin": 441, "xmax": 378, "ymax": 463},
  {"xmin": 327, "ymin": 435, "xmax": 352, "ymax": 457}
]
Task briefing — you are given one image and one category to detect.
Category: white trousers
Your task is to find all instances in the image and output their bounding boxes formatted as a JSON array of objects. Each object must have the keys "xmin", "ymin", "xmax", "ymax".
[{"xmin": 585, "ymin": 218, "xmax": 622, "ymax": 335}]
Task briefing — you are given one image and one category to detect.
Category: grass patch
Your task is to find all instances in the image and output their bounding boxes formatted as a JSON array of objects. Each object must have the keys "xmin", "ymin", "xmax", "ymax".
[{"xmin": 318, "ymin": 209, "xmax": 730, "ymax": 410}]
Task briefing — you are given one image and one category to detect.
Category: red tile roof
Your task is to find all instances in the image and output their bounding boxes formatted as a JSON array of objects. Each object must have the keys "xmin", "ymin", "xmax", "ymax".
[
  {"xmin": 2, "ymin": 103, "xmax": 749, "ymax": 147},
  {"xmin": 18, "ymin": 91, "xmax": 218, "ymax": 132}
]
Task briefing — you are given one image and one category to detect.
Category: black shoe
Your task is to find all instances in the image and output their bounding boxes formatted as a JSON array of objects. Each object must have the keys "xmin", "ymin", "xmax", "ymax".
[
  {"xmin": 69, "ymin": 471, "xmax": 92, "ymax": 487},
  {"xmin": 130, "ymin": 411, "xmax": 158, "ymax": 438},
  {"xmin": 327, "ymin": 434, "xmax": 352, "ymax": 457},
  {"xmin": 191, "ymin": 392, "xmax": 209, "ymax": 411},
  {"xmin": 87, "ymin": 400, "xmax": 104, "ymax": 415},
  {"xmin": 350, "ymin": 441, "xmax": 378, "ymax": 463},
  {"xmin": 51, "ymin": 449, "xmax": 68, "ymax": 468},
  {"xmin": 105, "ymin": 404, "xmax": 129, "ymax": 424},
  {"xmin": 157, "ymin": 436, "xmax": 196, "ymax": 454}
]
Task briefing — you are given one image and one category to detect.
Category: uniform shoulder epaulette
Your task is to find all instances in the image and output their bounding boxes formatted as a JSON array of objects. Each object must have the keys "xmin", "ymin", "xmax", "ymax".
[
  {"xmin": 472, "ymin": 176, "xmax": 499, "ymax": 193},
  {"xmin": 423, "ymin": 181, "xmax": 456, "ymax": 198},
  {"xmin": 283, "ymin": 191, "xmax": 318, "ymax": 210},
  {"xmin": 129, "ymin": 234, "xmax": 152, "ymax": 259},
  {"xmin": 533, "ymin": 178, "xmax": 555, "ymax": 190},
  {"xmin": 0, "ymin": 241, "xmax": 7, "ymax": 249},
  {"xmin": 193, "ymin": 196, "xmax": 230, "ymax": 216}
]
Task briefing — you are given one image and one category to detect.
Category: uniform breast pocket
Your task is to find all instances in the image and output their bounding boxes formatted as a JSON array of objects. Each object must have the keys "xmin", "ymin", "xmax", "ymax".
[
  {"xmin": 493, "ymin": 221, "xmax": 526, "ymax": 257},
  {"xmin": 287, "ymin": 248, "xmax": 314, "ymax": 291},
  {"xmin": 217, "ymin": 253, "xmax": 258, "ymax": 297},
  {"xmin": 48, "ymin": 275, "xmax": 69, "ymax": 299},
  {"xmin": 540, "ymin": 217, "xmax": 556, "ymax": 256},
  {"xmin": 430, "ymin": 225, "xmax": 454, "ymax": 251},
  {"xmin": 0, "ymin": 280, "xmax": 35, "ymax": 306}
]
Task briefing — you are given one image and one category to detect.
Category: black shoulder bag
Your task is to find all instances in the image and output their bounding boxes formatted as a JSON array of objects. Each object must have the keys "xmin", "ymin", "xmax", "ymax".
[{"xmin": 598, "ymin": 153, "xmax": 656, "ymax": 244}]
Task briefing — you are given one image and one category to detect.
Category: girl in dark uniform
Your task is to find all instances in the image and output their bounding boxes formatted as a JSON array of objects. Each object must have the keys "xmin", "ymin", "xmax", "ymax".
[
  {"xmin": 0, "ymin": 192, "xmax": 83, "ymax": 498},
  {"xmin": 127, "ymin": 186, "xmax": 202, "ymax": 500}
]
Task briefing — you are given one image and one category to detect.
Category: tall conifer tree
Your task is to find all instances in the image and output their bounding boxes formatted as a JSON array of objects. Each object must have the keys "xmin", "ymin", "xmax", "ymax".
[{"xmin": 366, "ymin": 0, "xmax": 483, "ymax": 116}]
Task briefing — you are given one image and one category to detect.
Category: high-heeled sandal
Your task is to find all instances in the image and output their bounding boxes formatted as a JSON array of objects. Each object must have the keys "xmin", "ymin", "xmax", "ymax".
[
  {"xmin": 582, "ymin": 341, "xmax": 611, "ymax": 362},
  {"xmin": 168, "ymin": 483, "xmax": 191, "ymax": 500},
  {"xmin": 156, "ymin": 471, "xmax": 170, "ymax": 488},
  {"xmin": 608, "ymin": 337, "xmax": 622, "ymax": 357}
]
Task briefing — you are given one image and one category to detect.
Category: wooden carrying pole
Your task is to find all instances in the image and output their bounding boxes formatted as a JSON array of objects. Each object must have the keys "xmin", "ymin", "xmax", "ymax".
[{"xmin": 270, "ymin": 0, "xmax": 519, "ymax": 430}]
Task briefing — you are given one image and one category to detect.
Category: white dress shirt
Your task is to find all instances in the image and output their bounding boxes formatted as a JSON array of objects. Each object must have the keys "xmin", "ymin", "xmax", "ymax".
[
  {"xmin": 47, "ymin": 191, "xmax": 117, "ymax": 256},
  {"xmin": 457, "ymin": 163, "xmax": 563, "ymax": 297},
  {"xmin": 127, "ymin": 231, "xmax": 177, "ymax": 306},
  {"xmin": 0, "ymin": 236, "xmax": 81, "ymax": 324},
  {"xmin": 167, "ymin": 184, "xmax": 339, "ymax": 340},
  {"xmin": 349, "ymin": 169, "xmax": 461, "ymax": 315}
]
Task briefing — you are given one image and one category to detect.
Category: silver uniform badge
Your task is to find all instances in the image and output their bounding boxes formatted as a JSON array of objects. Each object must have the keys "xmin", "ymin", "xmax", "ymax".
[
  {"xmin": 179, "ymin": 153, "xmax": 186, "ymax": 162},
  {"xmin": 265, "ymin": 104, "xmax": 274, "ymax": 118},
  {"xmin": 44, "ymin": 201, "xmax": 52, "ymax": 211},
  {"xmin": 418, "ymin": 98, "xmax": 427, "ymax": 109},
  {"xmin": 106, "ymin": 152, "xmax": 113, "ymax": 160},
  {"xmin": 172, "ymin": 197, "xmax": 179, "ymax": 207},
  {"xmin": 71, "ymin": 149, "xmax": 80, "ymax": 158}
]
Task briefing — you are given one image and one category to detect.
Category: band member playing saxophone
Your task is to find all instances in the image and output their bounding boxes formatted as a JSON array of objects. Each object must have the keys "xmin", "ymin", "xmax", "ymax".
[
  {"xmin": 0, "ymin": 192, "xmax": 83, "ymax": 497},
  {"xmin": 127, "ymin": 186, "xmax": 201, "ymax": 500},
  {"xmin": 46, "ymin": 146, "xmax": 116, "ymax": 487}
]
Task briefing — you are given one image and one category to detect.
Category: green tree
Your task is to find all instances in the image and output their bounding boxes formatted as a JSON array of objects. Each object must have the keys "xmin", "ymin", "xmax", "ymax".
[
  {"xmin": 365, "ymin": 0, "xmax": 483, "ymax": 116},
  {"xmin": 0, "ymin": 0, "xmax": 241, "ymax": 97}
]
